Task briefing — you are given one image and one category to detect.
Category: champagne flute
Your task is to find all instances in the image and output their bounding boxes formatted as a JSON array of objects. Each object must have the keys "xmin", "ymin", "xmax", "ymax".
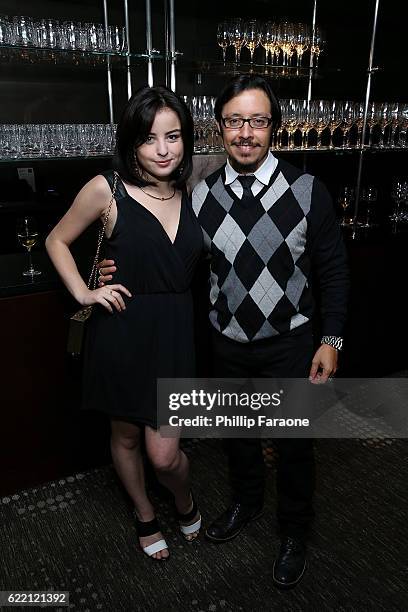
[{"xmin": 17, "ymin": 216, "xmax": 42, "ymax": 276}]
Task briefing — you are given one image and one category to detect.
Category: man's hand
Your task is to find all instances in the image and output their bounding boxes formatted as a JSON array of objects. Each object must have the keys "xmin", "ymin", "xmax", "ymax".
[
  {"xmin": 309, "ymin": 344, "xmax": 338, "ymax": 384},
  {"xmin": 98, "ymin": 259, "xmax": 117, "ymax": 286}
]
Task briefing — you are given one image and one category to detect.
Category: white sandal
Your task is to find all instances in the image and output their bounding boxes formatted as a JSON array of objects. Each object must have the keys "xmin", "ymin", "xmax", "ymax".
[
  {"xmin": 135, "ymin": 516, "xmax": 169, "ymax": 560},
  {"xmin": 176, "ymin": 492, "xmax": 202, "ymax": 541}
]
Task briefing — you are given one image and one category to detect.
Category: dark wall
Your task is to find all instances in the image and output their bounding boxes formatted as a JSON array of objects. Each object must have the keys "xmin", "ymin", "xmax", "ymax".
[
  {"xmin": 1, "ymin": 0, "xmax": 406, "ymax": 124},
  {"xmin": 1, "ymin": 0, "xmax": 407, "ymax": 252}
]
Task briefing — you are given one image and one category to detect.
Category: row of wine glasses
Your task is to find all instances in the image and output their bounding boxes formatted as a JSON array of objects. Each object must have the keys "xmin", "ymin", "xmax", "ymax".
[
  {"xmin": 277, "ymin": 99, "xmax": 408, "ymax": 149},
  {"xmin": 0, "ymin": 124, "xmax": 117, "ymax": 159},
  {"xmin": 0, "ymin": 14, "xmax": 127, "ymax": 53},
  {"xmin": 337, "ymin": 181, "xmax": 408, "ymax": 231},
  {"xmin": 217, "ymin": 19, "xmax": 325, "ymax": 67},
  {"xmin": 3, "ymin": 100, "xmax": 407, "ymax": 160},
  {"xmin": 338, "ymin": 185, "xmax": 378, "ymax": 228},
  {"xmin": 182, "ymin": 96, "xmax": 222, "ymax": 153},
  {"xmin": 181, "ymin": 97, "xmax": 408, "ymax": 153}
]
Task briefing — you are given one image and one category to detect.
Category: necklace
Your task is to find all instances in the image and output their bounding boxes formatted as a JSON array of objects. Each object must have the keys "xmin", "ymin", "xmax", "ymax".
[{"xmin": 139, "ymin": 186, "xmax": 176, "ymax": 201}]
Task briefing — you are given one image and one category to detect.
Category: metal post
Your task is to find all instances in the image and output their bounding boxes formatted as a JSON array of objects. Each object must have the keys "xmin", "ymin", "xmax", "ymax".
[
  {"xmin": 123, "ymin": 0, "xmax": 132, "ymax": 99},
  {"xmin": 352, "ymin": 0, "xmax": 380, "ymax": 233},
  {"xmin": 303, "ymin": 0, "xmax": 317, "ymax": 172},
  {"xmin": 146, "ymin": 0, "xmax": 154, "ymax": 86},
  {"xmin": 169, "ymin": 0, "xmax": 176, "ymax": 91},
  {"xmin": 307, "ymin": 0, "xmax": 317, "ymax": 106},
  {"xmin": 164, "ymin": 0, "xmax": 170, "ymax": 87},
  {"xmin": 102, "ymin": 0, "xmax": 114, "ymax": 123}
]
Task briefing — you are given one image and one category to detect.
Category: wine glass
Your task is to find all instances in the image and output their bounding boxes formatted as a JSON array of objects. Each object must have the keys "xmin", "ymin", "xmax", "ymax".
[
  {"xmin": 260, "ymin": 21, "xmax": 273, "ymax": 66},
  {"xmin": 337, "ymin": 186, "xmax": 354, "ymax": 226},
  {"xmin": 243, "ymin": 19, "xmax": 261, "ymax": 64},
  {"xmin": 228, "ymin": 18, "xmax": 246, "ymax": 64},
  {"xmin": 294, "ymin": 23, "xmax": 310, "ymax": 67},
  {"xmin": 217, "ymin": 21, "xmax": 229, "ymax": 62},
  {"xmin": 390, "ymin": 180, "xmax": 407, "ymax": 224},
  {"xmin": 311, "ymin": 26, "xmax": 325, "ymax": 68},
  {"xmin": 16, "ymin": 216, "xmax": 42, "ymax": 276},
  {"xmin": 360, "ymin": 186, "xmax": 377, "ymax": 227}
]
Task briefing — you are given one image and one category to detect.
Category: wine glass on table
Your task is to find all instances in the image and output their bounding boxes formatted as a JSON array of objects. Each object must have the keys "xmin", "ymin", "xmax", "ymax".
[
  {"xmin": 390, "ymin": 180, "xmax": 405, "ymax": 224},
  {"xmin": 17, "ymin": 216, "xmax": 42, "ymax": 276},
  {"xmin": 361, "ymin": 186, "xmax": 378, "ymax": 228},
  {"xmin": 337, "ymin": 186, "xmax": 354, "ymax": 226}
]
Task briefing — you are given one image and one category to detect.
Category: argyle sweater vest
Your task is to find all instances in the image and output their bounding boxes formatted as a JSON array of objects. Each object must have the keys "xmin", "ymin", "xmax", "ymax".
[{"xmin": 192, "ymin": 159, "xmax": 349, "ymax": 343}]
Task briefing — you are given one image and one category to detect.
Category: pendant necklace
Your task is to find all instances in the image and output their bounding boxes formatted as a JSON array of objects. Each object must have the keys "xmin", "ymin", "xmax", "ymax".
[{"xmin": 139, "ymin": 186, "xmax": 176, "ymax": 201}]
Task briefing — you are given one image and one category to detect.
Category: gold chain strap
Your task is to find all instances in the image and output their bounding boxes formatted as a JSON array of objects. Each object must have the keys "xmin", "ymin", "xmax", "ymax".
[{"xmin": 87, "ymin": 171, "xmax": 119, "ymax": 290}]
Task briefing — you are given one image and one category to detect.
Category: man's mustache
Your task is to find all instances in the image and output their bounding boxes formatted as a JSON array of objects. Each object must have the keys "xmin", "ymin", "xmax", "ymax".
[{"xmin": 232, "ymin": 140, "xmax": 262, "ymax": 146}]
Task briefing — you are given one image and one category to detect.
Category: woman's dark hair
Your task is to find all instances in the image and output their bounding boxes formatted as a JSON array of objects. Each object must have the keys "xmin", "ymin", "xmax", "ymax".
[
  {"xmin": 214, "ymin": 75, "xmax": 282, "ymax": 142},
  {"xmin": 113, "ymin": 86, "xmax": 194, "ymax": 188}
]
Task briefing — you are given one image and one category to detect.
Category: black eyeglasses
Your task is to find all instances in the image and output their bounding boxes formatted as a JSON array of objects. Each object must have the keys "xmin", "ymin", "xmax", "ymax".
[{"xmin": 221, "ymin": 116, "xmax": 273, "ymax": 129}]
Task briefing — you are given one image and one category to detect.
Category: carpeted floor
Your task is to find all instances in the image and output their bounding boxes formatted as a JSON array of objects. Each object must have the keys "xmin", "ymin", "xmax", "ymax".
[{"xmin": 1, "ymin": 438, "xmax": 407, "ymax": 612}]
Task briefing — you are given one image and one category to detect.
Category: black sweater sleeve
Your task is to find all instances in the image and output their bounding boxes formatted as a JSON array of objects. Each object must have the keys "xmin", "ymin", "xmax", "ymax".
[{"xmin": 308, "ymin": 178, "xmax": 350, "ymax": 337}]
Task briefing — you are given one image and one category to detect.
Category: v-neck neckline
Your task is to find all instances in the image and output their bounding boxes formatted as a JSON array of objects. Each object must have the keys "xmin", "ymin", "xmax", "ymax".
[{"xmin": 120, "ymin": 177, "xmax": 183, "ymax": 246}]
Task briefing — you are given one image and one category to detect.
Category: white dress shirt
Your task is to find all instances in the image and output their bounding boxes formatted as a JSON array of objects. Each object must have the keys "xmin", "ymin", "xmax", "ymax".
[{"xmin": 224, "ymin": 150, "xmax": 278, "ymax": 199}]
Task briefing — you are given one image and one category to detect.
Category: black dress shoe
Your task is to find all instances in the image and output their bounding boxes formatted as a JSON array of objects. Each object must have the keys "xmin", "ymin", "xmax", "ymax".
[
  {"xmin": 272, "ymin": 536, "xmax": 306, "ymax": 589},
  {"xmin": 205, "ymin": 502, "xmax": 263, "ymax": 542}
]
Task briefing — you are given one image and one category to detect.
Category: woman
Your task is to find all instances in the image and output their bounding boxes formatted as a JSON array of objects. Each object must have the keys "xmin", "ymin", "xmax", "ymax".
[{"xmin": 46, "ymin": 86, "xmax": 203, "ymax": 561}]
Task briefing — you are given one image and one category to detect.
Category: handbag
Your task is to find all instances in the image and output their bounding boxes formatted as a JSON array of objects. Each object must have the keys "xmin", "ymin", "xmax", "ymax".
[{"xmin": 67, "ymin": 171, "xmax": 119, "ymax": 356}]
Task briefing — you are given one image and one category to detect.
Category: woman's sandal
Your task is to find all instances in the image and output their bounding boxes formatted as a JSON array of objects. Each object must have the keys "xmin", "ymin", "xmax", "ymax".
[
  {"xmin": 134, "ymin": 516, "xmax": 169, "ymax": 560},
  {"xmin": 175, "ymin": 492, "xmax": 202, "ymax": 542}
]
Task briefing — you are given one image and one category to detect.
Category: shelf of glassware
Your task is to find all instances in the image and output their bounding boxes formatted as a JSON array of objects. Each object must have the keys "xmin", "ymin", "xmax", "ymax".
[
  {"xmin": 0, "ymin": 154, "xmax": 114, "ymax": 164},
  {"xmin": 0, "ymin": 43, "xmax": 164, "ymax": 67},
  {"xmin": 177, "ymin": 58, "xmax": 317, "ymax": 79},
  {"xmin": 2, "ymin": 146, "xmax": 408, "ymax": 164},
  {"xmin": 191, "ymin": 145, "xmax": 408, "ymax": 156}
]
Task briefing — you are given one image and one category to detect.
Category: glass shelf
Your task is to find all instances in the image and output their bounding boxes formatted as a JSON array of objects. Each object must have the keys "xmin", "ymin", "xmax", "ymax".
[
  {"xmin": 2, "ymin": 146, "xmax": 407, "ymax": 163},
  {"xmin": 177, "ymin": 58, "xmax": 318, "ymax": 79},
  {"xmin": 0, "ymin": 154, "xmax": 113, "ymax": 163},
  {"xmin": 0, "ymin": 43, "xmax": 164, "ymax": 67}
]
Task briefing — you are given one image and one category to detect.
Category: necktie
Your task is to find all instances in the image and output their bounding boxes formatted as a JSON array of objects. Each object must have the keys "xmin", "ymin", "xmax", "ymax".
[{"xmin": 237, "ymin": 175, "xmax": 256, "ymax": 201}]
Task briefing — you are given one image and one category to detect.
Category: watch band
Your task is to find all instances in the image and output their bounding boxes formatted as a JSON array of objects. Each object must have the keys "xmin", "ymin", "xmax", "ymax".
[{"xmin": 321, "ymin": 335, "xmax": 343, "ymax": 351}]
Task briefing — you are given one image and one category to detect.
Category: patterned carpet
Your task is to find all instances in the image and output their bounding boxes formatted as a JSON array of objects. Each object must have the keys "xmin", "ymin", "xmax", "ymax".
[{"xmin": 1, "ymin": 438, "xmax": 407, "ymax": 612}]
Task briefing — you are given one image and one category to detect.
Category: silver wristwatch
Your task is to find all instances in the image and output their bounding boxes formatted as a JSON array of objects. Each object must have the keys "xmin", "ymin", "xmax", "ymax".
[{"xmin": 321, "ymin": 336, "xmax": 343, "ymax": 351}]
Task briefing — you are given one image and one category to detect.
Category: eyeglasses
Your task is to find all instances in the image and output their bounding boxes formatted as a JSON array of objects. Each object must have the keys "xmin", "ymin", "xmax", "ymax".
[{"xmin": 221, "ymin": 116, "xmax": 273, "ymax": 129}]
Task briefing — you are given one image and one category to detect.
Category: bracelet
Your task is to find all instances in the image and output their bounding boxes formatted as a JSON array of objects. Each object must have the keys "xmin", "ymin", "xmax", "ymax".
[{"xmin": 321, "ymin": 336, "xmax": 343, "ymax": 351}]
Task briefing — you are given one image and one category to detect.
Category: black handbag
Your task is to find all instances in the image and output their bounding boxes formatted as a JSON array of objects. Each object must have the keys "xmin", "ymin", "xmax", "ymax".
[{"xmin": 67, "ymin": 172, "xmax": 119, "ymax": 356}]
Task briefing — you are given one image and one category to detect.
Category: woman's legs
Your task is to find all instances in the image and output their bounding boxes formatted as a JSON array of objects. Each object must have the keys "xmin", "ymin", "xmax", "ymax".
[
  {"xmin": 145, "ymin": 427, "xmax": 200, "ymax": 540},
  {"xmin": 110, "ymin": 419, "xmax": 169, "ymax": 559}
]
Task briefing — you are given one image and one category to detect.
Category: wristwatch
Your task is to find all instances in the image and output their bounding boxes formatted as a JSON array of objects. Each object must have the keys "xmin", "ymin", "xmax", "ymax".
[{"xmin": 321, "ymin": 336, "xmax": 343, "ymax": 351}]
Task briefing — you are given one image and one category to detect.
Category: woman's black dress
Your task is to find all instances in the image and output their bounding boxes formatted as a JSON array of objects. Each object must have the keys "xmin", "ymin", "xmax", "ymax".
[{"xmin": 82, "ymin": 171, "xmax": 203, "ymax": 428}]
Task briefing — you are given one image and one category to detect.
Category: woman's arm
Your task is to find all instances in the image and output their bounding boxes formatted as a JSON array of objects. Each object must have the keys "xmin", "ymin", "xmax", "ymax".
[{"xmin": 45, "ymin": 175, "xmax": 131, "ymax": 312}]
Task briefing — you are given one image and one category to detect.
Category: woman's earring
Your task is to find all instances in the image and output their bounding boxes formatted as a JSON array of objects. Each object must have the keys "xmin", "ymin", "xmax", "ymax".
[{"xmin": 133, "ymin": 151, "xmax": 141, "ymax": 174}]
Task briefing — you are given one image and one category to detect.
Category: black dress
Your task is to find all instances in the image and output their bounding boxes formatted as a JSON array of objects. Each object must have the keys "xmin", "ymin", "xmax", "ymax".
[{"xmin": 82, "ymin": 170, "xmax": 203, "ymax": 428}]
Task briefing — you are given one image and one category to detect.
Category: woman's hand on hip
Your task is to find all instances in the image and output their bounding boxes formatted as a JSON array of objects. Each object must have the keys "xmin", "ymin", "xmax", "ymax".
[{"xmin": 80, "ymin": 284, "xmax": 132, "ymax": 313}]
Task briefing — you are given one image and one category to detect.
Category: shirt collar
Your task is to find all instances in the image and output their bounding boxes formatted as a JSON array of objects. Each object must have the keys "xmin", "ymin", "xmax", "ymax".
[{"xmin": 224, "ymin": 150, "xmax": 278, "ymax": 186}]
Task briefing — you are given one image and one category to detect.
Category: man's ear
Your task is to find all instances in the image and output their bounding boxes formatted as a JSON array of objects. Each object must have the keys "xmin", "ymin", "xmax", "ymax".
[{"xmin": 216, "ymin": 121, "xmax": 222, "ymax": 136}]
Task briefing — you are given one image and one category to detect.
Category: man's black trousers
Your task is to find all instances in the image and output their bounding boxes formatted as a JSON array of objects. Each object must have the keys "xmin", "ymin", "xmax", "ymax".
[{"xmin": 212, "ymin": 323, "xmax": 315, "ymax": 540}]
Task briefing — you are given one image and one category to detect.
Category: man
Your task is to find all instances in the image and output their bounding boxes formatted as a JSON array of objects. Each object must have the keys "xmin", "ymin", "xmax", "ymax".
[{"xmin": 99, "ymin": 75, "xmax": 349, "ymax": 588}]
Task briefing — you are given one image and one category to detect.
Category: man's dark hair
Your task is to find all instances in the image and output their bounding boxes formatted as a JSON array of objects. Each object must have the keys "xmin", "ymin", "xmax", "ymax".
[
  {"xmin": 214, "ymin": 75, "xmax": 282, "ymax": 138},
  {"xmin": 114, "ymin": 85, "xmax": 194, "ymax": 188}
]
